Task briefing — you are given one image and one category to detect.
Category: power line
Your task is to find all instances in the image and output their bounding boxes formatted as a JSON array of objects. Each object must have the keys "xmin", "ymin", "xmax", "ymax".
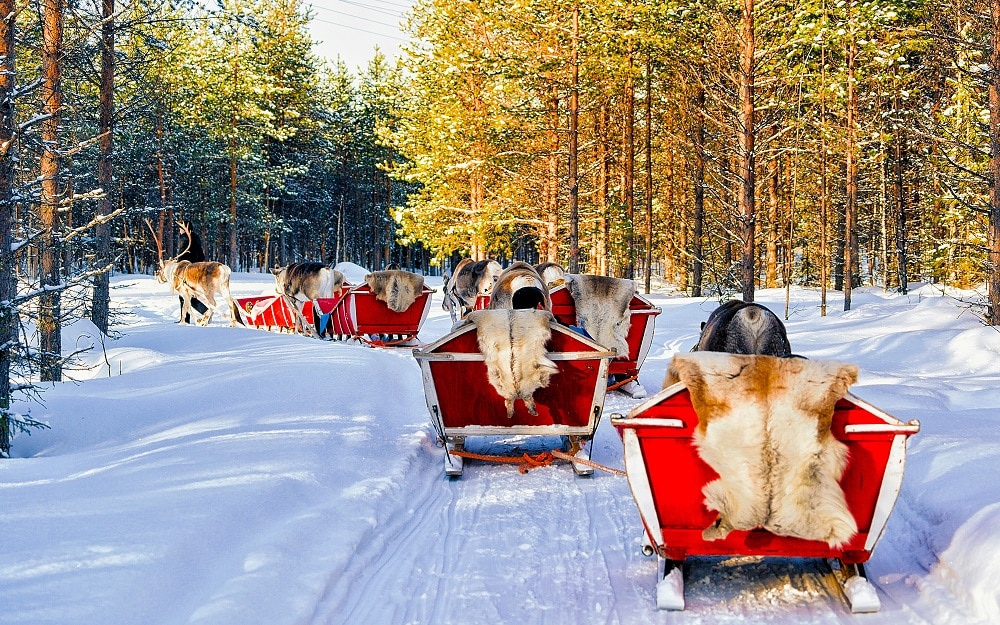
[
  {"xmin": 312, "ymin": 16, "xmax": 408, "ymax": 42},
  {"xmin": 314, "ymin": 8, "xmax": 400, "ymax": 29},
  {"xmin": 340, "ymin": 0, "xmax": 412, "ymax": 12}
]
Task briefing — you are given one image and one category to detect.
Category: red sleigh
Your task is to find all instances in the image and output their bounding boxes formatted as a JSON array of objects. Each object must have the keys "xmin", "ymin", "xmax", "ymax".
[
  {"xmin": 233, "ymin": 283, "xmax": 433, "ymax": 346},
  {"xmin": 413, "ymin": 320, "xmax": 615, "ymax": 477},
  {"xmin": 610, "ymin": 384, "xmax": 919, "ymax": 613},
  {"xmin": 547, "ymin": 283, "xmax": 660, "ymax": 396},
  {"xmin": 323, "ymin": 283, "xmax": 434, "ymax": 345},
  {"xmin": 232, "ymin": 295, "xmax": 298, "ymax": 331},
  {"xmin": 471, "ymin": 284, "xmax": 660, "ymax": 396}
]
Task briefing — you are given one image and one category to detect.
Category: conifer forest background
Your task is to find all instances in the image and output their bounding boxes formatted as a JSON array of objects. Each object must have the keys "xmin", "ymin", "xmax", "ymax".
[{"xmin": 2, "ymin": 0, "xmax": 1000, "ymax": 446}]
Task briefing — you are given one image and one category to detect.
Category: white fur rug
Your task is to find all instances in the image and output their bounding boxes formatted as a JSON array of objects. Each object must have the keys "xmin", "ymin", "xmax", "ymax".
[
  {"xmin": 466, "ymin": 309, "xmax": 558, "ymax": 417},
  {"xmin": 667, "ymin": 351, "xmax": 860, "ymax": 547}
]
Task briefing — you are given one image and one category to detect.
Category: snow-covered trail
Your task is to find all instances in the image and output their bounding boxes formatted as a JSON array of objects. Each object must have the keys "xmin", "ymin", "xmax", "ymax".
[
  {"xmin": 296, "ymin": 283, "xmax": 944, "ymax": 625},
  {"xmin": 305, "ymin": 423, "xmax": 938, "ymax": 625},
  {"xmin": 5, "ymin": 273, "xmax": 983, "ymax": 625},
  {"xmin": 313, "ymin": 428, "xmax": 655, "ymax": 625}
]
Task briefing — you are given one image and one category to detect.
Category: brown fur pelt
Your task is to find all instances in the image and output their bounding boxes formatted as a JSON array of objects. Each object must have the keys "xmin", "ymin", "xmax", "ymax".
[
  {"xmin": 667, "ymin": 351, "xmax": 860, "ymax": 547},
  {"xmin": 489, "ymin": 264, "xmax": 551, "ymax": 311},
  {"xmin": 465, "ymin": 309, "xmax": 558, "ymax": 417},
  {"xmin": 365, "ymin": 270, "xmax": 426, "ymax": 313},
  {"xmin": 564, "ymin": 274, "xmax": 635, "ymax": 356}
]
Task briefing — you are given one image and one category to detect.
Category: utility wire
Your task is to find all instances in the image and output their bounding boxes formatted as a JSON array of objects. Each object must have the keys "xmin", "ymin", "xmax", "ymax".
[
  {"xmin": 312, "ymin": 16, "xmax": 408, "ymax": 42},
  {"xmin": 339, "ymin": 0, "xmax": 412, "ymax": 12},
  {"xmin": 314, "ymin": 8, "xmax": 399, "ymax": 29}
]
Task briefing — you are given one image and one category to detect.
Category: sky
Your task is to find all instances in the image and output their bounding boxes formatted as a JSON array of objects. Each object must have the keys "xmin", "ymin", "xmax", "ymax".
[
  {"xmin": 305, "ymin": 0, "xmax": 414, "ymax": 71},
  {"xmin": 2, "ymin": 267, "xmax": 999, "ymax": 624}
]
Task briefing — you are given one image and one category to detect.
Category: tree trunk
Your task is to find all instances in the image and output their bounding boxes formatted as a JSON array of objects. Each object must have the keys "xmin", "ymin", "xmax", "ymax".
[
  {"xmin": 738, "ymin": 0, "xmax": 756, "ymax": 302},
  {"xmin": 40, "ymin": 0, "xmax": 63, "ymax": 382},
  {"xmin": 228, "ymin": 43, "xmax": 240, "ymax": 270},
  {"xmin": 1, "ymin": 0, "xmax": 17, "ymax": 453},
  {"xmin": 470, "ymin": 171, "xmax": 485, "ymax": 260},
  {"xmin": 545, "ymin": 90, "xmax": 559, "ymax": 263},
  {"xmin": 894, "ymin": 124, "xmax": 908, "ymax": 294},
  {"xmin": 91, "ymin": 0, "xmax": 115, "ymax": 333},
  {"xmin": 623, "ymin": 50, "xmax": 636, "ymax": 279},
  {"xmin": 820, "ymin": 15, "xmax": 828, "ymax": 316},
  {"xmin": 765, "ymin": 154, "xmax": 779, "ymax": 288},
  {"xmin": 229, "ymin": 144, "xmax": 238, "ymax": 269},
  {"xmin": 567, "ymin": 4, "xmax": 580, "ymax": 273},
  {"xmin": 643, "ymin": 51, "xmax": 653, "ymax": 294},
  {"xmin": 844, "ymin": 0, "xmax": 858, "ymax": 310},
  {"xmin": 989, "ymin": 0, "xmax": 1000, "ymax": 324},
  {"xmin": 596, "ymin": 103, "xmax": 610, "ymax": 276},
  {"xmin": 692, "ymin": 70, "xmax": 706, "ymax": 297}
]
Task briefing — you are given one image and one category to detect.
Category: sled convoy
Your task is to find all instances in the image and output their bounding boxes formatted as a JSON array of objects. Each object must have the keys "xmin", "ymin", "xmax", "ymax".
[
  {"xmin": 231, "ymin": 267, "xmax": 434, "ymax": 346},
  {"xmin": 154, "ymin": 253, "xmax": 919, "ymax": 615}
]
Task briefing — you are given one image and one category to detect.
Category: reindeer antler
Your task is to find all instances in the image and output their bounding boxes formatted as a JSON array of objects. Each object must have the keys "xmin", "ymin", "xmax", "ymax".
[
  {"xmin": 176, "ymin": 220, "xmax": 193, "ymax": 259},
  {"xmin": 145, "ymin": 218, "xmax": 164, "ymax": 264}
]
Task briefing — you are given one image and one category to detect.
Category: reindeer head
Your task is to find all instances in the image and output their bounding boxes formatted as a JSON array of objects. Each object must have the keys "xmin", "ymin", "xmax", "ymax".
[
  {"xmin": 270, "ymin": 266, "xmax": 288, "ymax": 295},
  {"xmin": 146, "ymin": 219, "xmax": 193, "ymax": 284}
]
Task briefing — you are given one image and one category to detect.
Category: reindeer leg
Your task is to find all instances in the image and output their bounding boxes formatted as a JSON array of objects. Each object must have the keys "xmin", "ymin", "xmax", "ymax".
[
  {"xmin": 180, "ymin": 295, "xmax": 192, "ymax": 324},
  {"xmin": 218, "ymin": 282, "xmax": 235, "ymax": 327},
  {"xmin": 285, "ymin": 295, "xmax": 312, "ymax": 336},
  {"xmin": 307, "ymin": 299, "xmax": 323, "ymax": 338},
  {"xmin": 199, "ymin": 292, "xmax": 217, "ymax": 326}
]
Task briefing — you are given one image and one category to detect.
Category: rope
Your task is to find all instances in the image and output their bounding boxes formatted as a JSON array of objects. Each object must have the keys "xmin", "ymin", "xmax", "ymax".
[
  {"xmin": 447, "ymin": 447, "xmax": 626, "ymax": 476},
  {"xmin": 606, "ymin": 375, "xmax": 638, "ymax": 392},
  {"xmin": 448, "ymin": 449, "xmax": 555, "ymax": 473},
  {"xmin": 358, "ymin": 334, "xmax": 422, "ymax": 348},
  {"xmin": 550, "ymin": 449, "xmax": 627, "ymax": 477}
]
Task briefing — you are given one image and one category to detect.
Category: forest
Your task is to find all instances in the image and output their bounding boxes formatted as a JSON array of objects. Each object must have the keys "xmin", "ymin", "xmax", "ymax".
[{"xmin": 1, "ymin": 0, "xmax": 999, "ymax": 450}]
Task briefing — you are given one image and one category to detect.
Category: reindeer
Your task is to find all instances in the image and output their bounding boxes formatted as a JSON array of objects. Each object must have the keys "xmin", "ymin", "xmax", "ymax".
[
  {"xmin": 147, "ymin": 220, "xmax": 235, "ymax": 327},
  {"xmin": 270, "ymin": 262, "xmax": 346, "ymax": 337},
  {"xmin": 442, "ymin": 258, "xmax": 502, "ymax": 325}
]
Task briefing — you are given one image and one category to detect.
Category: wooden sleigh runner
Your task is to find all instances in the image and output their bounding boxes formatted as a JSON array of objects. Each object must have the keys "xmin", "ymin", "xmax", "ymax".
[
  {"xmin": 610, "ymin": 356, "xmax": 920, "ymax": 613},
  {"xmin": 413, "ymin": 314, "xmax": 615, "ymax": 477},
  {"xmin": 232, "ymin": 283, "xmax": 434, "ymax": 346}
]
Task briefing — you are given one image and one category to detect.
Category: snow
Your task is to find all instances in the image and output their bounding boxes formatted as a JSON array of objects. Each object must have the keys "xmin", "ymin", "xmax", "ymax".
[{"xmin": 2, "ymin": 273, "xmax": 1000, "ymax": 625}]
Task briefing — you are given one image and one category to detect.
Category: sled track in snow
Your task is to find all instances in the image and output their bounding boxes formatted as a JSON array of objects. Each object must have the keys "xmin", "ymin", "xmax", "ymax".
[{"xmin": 307, "ymin": 392, "xmax": 939, "ymax": 625}]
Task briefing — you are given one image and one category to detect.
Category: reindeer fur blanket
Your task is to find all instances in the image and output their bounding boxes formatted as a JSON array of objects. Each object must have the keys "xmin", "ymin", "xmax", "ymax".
[
  {"xmin": 564, "ymin": 274, "xmax": 635, "ymax": 356},
  {"xmin": 465, "ymin": 309, "xmax": 558, "ymax": 418},
  {"xmin": 365, "ymin": 270, "xmax": 425, "ymax": 313},
  {"xmin": 667, "ymin": 351, "xmax": 859, "ymax": 548}
]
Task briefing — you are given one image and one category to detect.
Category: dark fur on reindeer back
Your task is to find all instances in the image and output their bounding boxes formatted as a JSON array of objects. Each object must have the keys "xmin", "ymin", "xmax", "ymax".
[
  {"xmin": 489, "ymin": 263, "xmax": 551, "ymax": 311},
  {"xmin": 695, "ymin": 300, "xmax": 792, "ymax": 357},
  {"xmin": 279, "ymin": 262, "xmax": 328, "ymax": 296}
]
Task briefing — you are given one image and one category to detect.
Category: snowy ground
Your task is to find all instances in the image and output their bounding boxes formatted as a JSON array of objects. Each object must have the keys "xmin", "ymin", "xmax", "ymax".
[{"xmin": 2, "ymin": 270, "xmax": 999, "ymax": 625}]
